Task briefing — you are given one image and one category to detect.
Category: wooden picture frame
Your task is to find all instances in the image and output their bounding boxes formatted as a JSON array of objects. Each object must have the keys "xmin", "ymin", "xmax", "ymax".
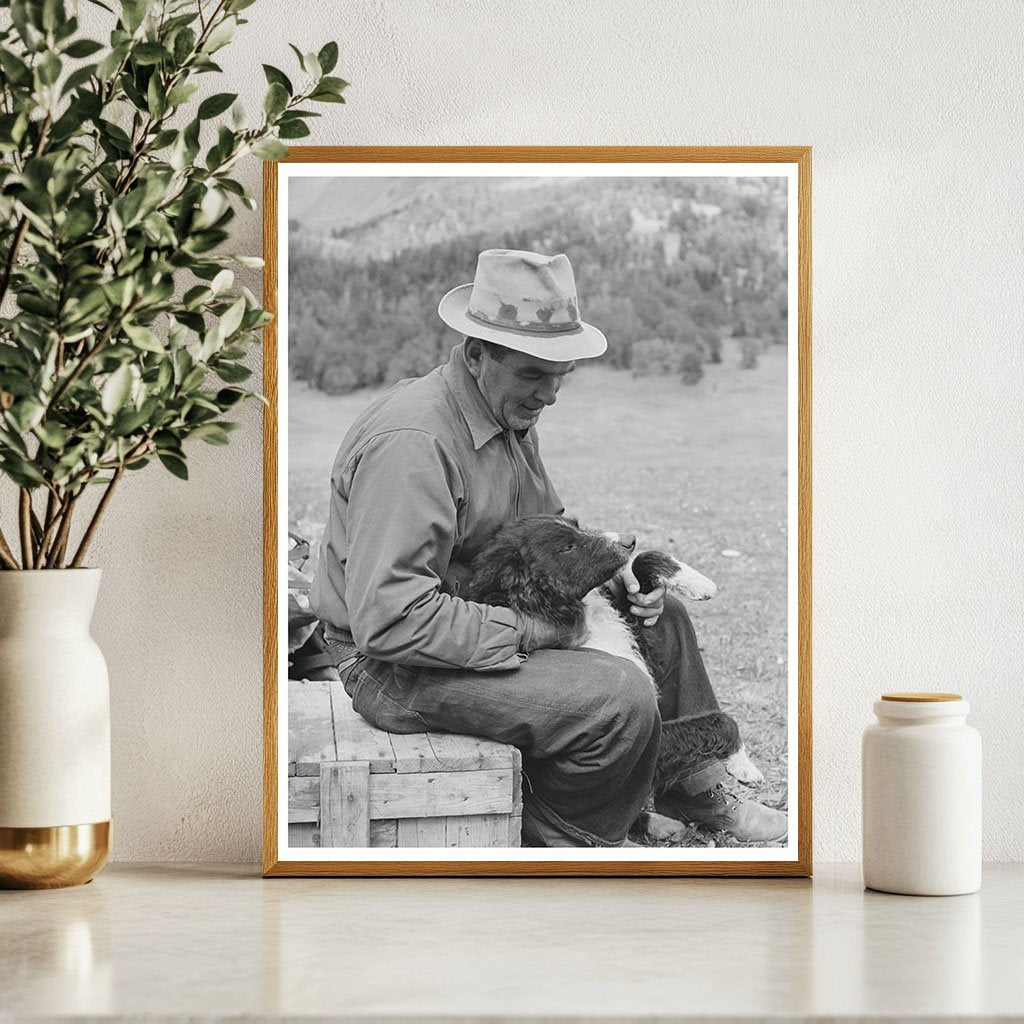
[{"xmin": 263, "ymin": 147, "xmax": 812, "ymax": 877}]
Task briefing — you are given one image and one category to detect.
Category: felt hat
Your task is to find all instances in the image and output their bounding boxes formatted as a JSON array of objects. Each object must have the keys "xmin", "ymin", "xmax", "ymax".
[{"xmin": 437, "ymin": 249, "xmax": 607, "ymax": 361}]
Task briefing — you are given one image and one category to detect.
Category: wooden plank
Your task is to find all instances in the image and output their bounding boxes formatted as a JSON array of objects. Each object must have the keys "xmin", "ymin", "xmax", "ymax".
[
  {"xmin": 445, "ymin": 814, "xmax": 508, "ymax": 848},
  {"xmin": 330, "ymin": 679, "xmax": 397, "ymax": 771},
  {"xmin": 398, "ymin": 817, "xmax": 447, "ymax": 847},
  {"xmin": 369, "ymin": 769, "xmax": 513, "ymax": 820},
  {"xmin": 320, "ymin": 761, "xmax": 370, "ymax": 848},
  {"xmin": 288, "ymin": 822, "xmax": 319, "ymax": 848},
  {"xmin": 509, "ymin": 815, "xmax": 522, "ymax": 848},
  {"xmin": 288, "ymin": 777, "xmax": 319, "ymax": 823},
  {"xmin": 289, "ymin": 679, "xmax": 336, "ymax": 769},
  {"xmin": 389, "ymin": 730, "xmax": 443, "ymax": 774},
  {"xmin": 426, "ymin": 730, "xmax": 516, "ymax": 771},
  {"xmin": 370, "ymin": 819, "xmax": 398, "ymax": 847}
]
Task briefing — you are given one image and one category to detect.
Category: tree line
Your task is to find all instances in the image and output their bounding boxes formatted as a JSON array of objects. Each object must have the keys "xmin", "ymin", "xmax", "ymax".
[{"xmin": 288, "ymin": 180, "xmax": 787, "ymax": 394}]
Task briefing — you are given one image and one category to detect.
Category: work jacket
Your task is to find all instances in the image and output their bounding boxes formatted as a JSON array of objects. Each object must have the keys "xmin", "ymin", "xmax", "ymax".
[{"xmin": 310, "ymin": 343, "xmax": 564, "ymax": 671}]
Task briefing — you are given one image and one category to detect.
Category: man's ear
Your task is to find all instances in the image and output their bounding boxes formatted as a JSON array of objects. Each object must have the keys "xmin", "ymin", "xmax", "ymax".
[{"xmin": 464, "ymin": 336, "xmax": 485, "ymax": 379}]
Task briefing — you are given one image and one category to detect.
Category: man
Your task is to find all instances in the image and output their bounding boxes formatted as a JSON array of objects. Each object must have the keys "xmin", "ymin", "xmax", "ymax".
[{"xmin": 310, "ymin": 248, "xmax": 787, "ymax": 847}]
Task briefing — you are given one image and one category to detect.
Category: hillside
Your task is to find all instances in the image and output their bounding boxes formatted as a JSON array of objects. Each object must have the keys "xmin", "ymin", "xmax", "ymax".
[{"xmin": 286, "ymin": 175, "xmax": 789, "ymax": 394}]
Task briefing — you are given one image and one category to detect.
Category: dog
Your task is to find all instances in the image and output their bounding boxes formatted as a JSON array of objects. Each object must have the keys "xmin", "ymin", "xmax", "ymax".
[{"xmin": 463, "ymin": 515, "xmax": 764, "ymax": 800}]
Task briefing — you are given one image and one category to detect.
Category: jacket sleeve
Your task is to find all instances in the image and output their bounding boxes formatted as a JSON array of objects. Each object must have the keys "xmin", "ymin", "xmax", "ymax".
[{"xmin": 343, "ymin": 429, "xmax": 524, "ymax": 672}]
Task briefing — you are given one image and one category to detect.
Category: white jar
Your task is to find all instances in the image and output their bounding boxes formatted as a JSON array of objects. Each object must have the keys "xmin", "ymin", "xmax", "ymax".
[{"xmin": 862, "ymin": 692, "xmax": 981, "ymax": 896}]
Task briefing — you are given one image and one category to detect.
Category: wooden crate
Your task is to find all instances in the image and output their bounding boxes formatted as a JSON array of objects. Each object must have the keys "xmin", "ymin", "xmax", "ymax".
[{"xmin": 288, "ymin": 678, "xmax": 522, "ymax": 848}]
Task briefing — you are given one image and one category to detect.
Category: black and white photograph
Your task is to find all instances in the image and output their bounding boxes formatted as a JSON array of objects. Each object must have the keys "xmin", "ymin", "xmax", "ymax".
[{"xmin": 269, "ymin": 150, "xmax": 810, "ymax": 875}]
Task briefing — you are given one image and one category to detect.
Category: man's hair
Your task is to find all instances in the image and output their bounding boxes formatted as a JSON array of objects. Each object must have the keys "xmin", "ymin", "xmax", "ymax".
[{"xmin": 466, "ymin": 336, "xmax": 509, "ymax": 362}]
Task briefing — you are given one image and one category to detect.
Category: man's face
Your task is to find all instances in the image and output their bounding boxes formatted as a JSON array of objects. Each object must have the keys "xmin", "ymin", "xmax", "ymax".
[{"xmin": 466, "ymin": 341, "xmax": 576, "ymax": 431}]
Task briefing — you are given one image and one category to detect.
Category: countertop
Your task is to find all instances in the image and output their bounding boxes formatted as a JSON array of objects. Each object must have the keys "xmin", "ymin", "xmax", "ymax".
[{"xmin": 2, "ymin": 863, "xmax": 1022, "ymax": 1022}]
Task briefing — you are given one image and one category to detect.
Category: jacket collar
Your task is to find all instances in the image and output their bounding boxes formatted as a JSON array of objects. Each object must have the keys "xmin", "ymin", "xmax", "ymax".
[{"xmin": 443, "ymin": 343, "xmax": 506, "ymax": 451}]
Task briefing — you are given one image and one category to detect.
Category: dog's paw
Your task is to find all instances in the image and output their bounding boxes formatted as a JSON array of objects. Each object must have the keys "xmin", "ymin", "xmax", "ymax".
[
  {"xmin": 666, "ymin": 559, "xmax": 718, "ymax": 601},
  {"xmin": 723, "ymin": 744, "xmax": 765, "ymax": 786}
]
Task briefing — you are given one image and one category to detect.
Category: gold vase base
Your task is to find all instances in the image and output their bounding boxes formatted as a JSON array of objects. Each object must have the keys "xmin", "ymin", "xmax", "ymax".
[{"xmin": 0, "ymin": 821, "xmax": 111, "ymax": 889}]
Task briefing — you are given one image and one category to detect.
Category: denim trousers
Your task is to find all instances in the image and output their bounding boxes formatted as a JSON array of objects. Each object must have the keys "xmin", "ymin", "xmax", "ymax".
[{"xmin": 331, "ymin": 594, "xmax": 720, "ymax": 847}]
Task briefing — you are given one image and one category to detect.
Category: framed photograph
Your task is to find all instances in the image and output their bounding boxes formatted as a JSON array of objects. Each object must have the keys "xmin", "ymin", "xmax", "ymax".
[{"xmin": 263, "ymin": 147, "xmax": 811, "ymax": 877}]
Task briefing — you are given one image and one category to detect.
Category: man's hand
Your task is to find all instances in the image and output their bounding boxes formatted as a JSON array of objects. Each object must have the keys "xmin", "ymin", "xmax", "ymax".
[{"xmin": 609, "ymin": 563, "xmax": 666, "ymax": 628}]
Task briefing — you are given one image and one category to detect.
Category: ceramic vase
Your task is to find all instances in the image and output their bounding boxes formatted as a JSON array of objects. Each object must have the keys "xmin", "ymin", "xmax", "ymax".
[
  {"xmin": 0, "ymin": 569, "xmax": 111, "ymax": 888},
  {"xmin": 862, "ymin": 692, "xmax": 982, "ymax": 896}
]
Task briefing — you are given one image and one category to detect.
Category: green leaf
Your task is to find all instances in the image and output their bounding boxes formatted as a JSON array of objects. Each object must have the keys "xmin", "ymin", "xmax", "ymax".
[
  {"xmin": 112, "ymin": 403, "xmax": 152, "ymax": 435},
  {"xmin": 189, "ymin": 422, "xmax": 230, "ymax": 445},
  {"xmin": 203, "ymin": 16, "xmax": 236, "ymax": 53},
  {"xmin": 150, "ymin": 128, "xmax": 177, "ymax": 149},
  {"xmin": 277, "ymin": 120, "xmax": 310, "ymax": 140},
  {"xmin": 198, "ymin": 91, "xmax": 237, "ymax": 119},
  {"xmin": 9, "ymin": 399, "xmax": 45, "ymax": 433},
  {"xmin": 132, "ymin": 42, "xmax": 169, "ymax": 66},
  {"xmin": 251, "ymin": 137, "xmax": 287, "ymax": 160},
  {"xmin": 210, "ymin": 269, "xmax": 234, "ymax": 294},
  {"xmin": 1, "ymin": 456, "xmax": 46, "ymax": 487},
  {"xmin": 0, "ymin": 346, "xmax": 30, "ymax": 371},
  {"xmin": 10, "ymin": 1, "xmax": 44, "ymax": 52},
  {"xmin": 264, "ymin": 81, "xmax": 288, "ymax": 117},
  {"xmin": 317, "ymin": 41, "xmax": 339, "ymax": 75},
  {"xmin": 34, "ymin": 421, "xmax": 70, "ymax": 449},
  {"xmin": 38, "ymin": 51, "xmax": 63, "ymax": 86},
  {"xmin": 309, "ymin": 88, "xmax": 346, "ymax": 104},
  {"xmin": 217, "ymin": 295, "xmax": 246, "ymax": 339},
  {"xmin": 166, "ymin": 82, "xmax": 199, "ymax": 107},
  {"xmin": 121, "ymin": 0, "xmax": 152, "ymax": 33},
  {"xmin": 301, "ymin": 50, "xmax": 321, "ymax": 79},
  {"xmin": 319, "ymin": 75, "xmax": 349, "ymax": 93},
  {"xmin": 172, "ymin": 26, "xmax": 196, "ymax": 64},
  {"xmin": 63, "ymin": 38, "xmax": 104, "ymax": 58},
  {"xmin": 123, "ymin": 322, "xmax": 164, "ymax": 353},
  {"xmin": 213, "ymin": 362, "xmax": 251, "ymax": 384},
  {"xmin": 0, "ymin": 49, "xmax": 33, "ymax": 86},
  {"xmin": 158, "ymin": 452, "xmax": 188, "ymax": 479},
  {"xmin": 181, "ymin": 365, "xmax": 206, "ymax": 391},
  {"xmin": 262, "ymin": 63, "xmax": 293, "ymax": 95},
  {"xmin": 101, "ymin": 365, "xmax": 133, "ymax": 415},
  {"xmin": 215, "ymin": 387, "xmax": 247, "ymax": 407},
  {"xmin": 96, "ymin": 43, "xmax": 128, "ymax": 81}
]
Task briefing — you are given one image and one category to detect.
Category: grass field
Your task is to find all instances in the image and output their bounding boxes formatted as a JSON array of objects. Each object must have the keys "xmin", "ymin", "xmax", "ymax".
[{"xmin": 289, "ymin": 340, "xmax": 791, "ymax": 847}]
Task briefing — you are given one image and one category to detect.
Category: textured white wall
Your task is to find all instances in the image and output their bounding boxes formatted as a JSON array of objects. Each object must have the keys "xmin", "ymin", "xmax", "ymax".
[{"xmin": 75, "ymin": 0, "xmax": 1024, "ymax": 862}]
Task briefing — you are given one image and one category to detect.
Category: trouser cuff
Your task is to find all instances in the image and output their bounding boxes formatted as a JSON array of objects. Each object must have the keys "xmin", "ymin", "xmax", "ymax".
[{"xmin": 522, "ymin": 800, "xmax": 626, "ymax": 848}]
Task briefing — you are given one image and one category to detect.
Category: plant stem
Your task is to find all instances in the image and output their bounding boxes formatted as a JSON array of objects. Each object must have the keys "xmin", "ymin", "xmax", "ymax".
[
  {"xmin": 18, "ymin": 489, "xmax": 34, "ymax": 569},
  {"xmin": 45, "ymin": 492, "xmax": 79, "ymax": 569},
  {"xmin": 36, "ymin": 487, "xmax": 67, "ymax": 566},
  {"xmin": 0, "ymin": 527, "xmax": 20, "ymax": 570},
  {"xmin": 70, "ymin": 466, "xmax": 124, "ymax": 568}
]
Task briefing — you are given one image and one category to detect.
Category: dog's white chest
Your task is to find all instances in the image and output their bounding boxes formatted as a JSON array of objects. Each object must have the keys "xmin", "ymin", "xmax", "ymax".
[{"xmin": 580, "ymin": 591, "xmax": 651, "ymax": 680}]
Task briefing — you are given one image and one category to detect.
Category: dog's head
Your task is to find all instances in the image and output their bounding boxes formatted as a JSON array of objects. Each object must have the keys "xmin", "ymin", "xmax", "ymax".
[{"xmin": 465, "ymin": 515, "xmax": 634, "ymax": 617}]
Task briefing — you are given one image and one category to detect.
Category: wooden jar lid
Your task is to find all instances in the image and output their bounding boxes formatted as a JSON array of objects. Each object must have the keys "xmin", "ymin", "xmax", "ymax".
[{"xmin": 881, "ymin": 692, "xmax": 962, "ymax": 702}]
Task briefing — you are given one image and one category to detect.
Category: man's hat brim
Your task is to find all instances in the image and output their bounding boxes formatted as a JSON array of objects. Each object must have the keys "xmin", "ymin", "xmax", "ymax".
[{"xmin": 438, "ymin": 284, "xmax": 607, "ymax": 361}]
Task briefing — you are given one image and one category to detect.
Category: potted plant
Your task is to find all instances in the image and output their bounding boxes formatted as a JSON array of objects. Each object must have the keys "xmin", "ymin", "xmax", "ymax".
[{"xmin": 0, "ymin": 0, "xmax": 345, "ymax": 887}]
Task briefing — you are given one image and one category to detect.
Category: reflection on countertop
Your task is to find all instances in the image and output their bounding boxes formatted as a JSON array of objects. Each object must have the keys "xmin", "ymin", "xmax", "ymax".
[{"xmin": 2, "ymin": 863, "xmax": 1021, "ymax": 1020}]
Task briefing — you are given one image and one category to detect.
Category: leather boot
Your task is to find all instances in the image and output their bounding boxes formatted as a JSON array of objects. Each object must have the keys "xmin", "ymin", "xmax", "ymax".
[{"xmin": 655, "ymin": 782, "xmax": 788, "ymax": 844}]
